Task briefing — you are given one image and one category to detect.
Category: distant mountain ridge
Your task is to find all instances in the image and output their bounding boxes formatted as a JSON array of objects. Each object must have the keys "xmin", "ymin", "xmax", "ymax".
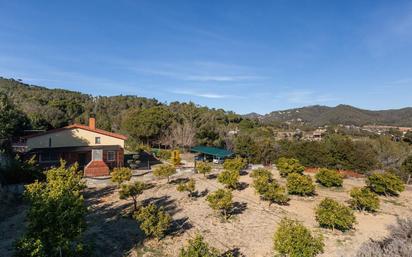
[{"xmin": 244, "ymin": 105, "xmax": 412, "ymax": 127}]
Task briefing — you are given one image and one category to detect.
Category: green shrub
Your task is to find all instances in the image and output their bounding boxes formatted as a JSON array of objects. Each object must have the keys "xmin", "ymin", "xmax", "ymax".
[
  {"xmin": 250, "ymin": 168, "xmax": 272, "ymax": 180},
  {"xmin": 261, "ymin": 182, "xmax": 289, "ymax": 205},
  {"xmin": 15, "ymin": 162, "xmax": 88, "ymax": 257},
  {"xmin": 179, "ymin": 233, "xmax": 220, "ymax": 257},
  {"xmin": 400, "ymin": 155, "xmax": 412, "ymax": 184},
  {"xmin": 366, "ymin": 172, "xmax": 405, "ymax": 196},
  {"xmin": 217, "ymin": 169, "xmax": 240, "ymax": 189},
  {"xmin": 157, "ymin": 149, "xmax": 172, "ymax": 160},
  {"xmin": 276, "ymin": 157, "xmax": 305, "ymax": 177},
  {"xmin": 349, "ymin": 187, "xmax": 380, "ymax": 212},
  {"xmin": 196, "ymin": 162, "xmax": 212, "ymax": 177},
  {"xmin": 119, "ymin": 181, "xmax": 147, "ymax": 211},
  {"xmin": 133, "ymin": 203, "xmax": 172, "ymax": 239},
  {"xmin": 273, "ymin": 218, "xmax": 324, "ymax": 257},
  {"xmin": 252, "ymin": 175, "xmax": 289, "ymax": 205},
  {"xmin": 111, "ymin": 167, "xmax": 132, "ymax": 186},
  {"xmin": 206, "ymin": 189, "xmax": 233, "ymax": 220},
  {"xmin": 223, "ymin": 157, "xmax": 247, "ymax": 172},
  {"xmin": 315, "ymin": 198, "xmax": 356, "ymax": 231},
  {"xmin": 315, "ymin": 168, "xmax": 343, "ymax": 187},
  {"xmin": 177, "ymin": 179, "xmax": 196, "ymax": 197},
  {"xmin": 153, "ymin": 164, "xmax": 176, "ymax": 183},
  {"xmin": 287, "ymin": 173, "xmax": 315, "ymax": 196}
]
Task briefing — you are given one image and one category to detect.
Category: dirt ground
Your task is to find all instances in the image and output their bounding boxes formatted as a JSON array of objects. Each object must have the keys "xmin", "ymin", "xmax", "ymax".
[
  {"xmin": 1, "ymin": 167, "xmax": 411, "ymax": 257},
  {"xmin": 84, "ymin": 167, "xmax": 412, "ymax": 257}
]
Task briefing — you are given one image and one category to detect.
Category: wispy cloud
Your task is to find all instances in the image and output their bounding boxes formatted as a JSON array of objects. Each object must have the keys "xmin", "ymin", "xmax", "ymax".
[
  {"xmin": 274, "ymin": 90, "xmax": 339, "ymax": 105},
  {"xmin": 128, "ymin": 61, "xmax": 266, "ymax": 82},
  {"xmin": 171, "ymin": 89, "xmax": 242, "ymax": 99}
]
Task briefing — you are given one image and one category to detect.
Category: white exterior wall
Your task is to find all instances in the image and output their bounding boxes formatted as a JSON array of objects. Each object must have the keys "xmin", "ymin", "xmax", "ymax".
[{"xmin": 26, "ymin": 128, "xmax": 124, "ymax": 150}]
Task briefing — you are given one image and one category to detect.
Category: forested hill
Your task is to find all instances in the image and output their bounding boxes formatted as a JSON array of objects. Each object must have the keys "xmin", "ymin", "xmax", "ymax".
[
  {"xmin": 0, "ymin": 77, "xmax": 243, "ymax": 147},
  {"xmin": 245, "ymin": 105, "xmax": 412, "ymax": 127}
]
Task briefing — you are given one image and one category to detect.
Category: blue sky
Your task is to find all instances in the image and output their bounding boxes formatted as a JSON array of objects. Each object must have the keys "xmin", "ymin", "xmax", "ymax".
[{"xmin": 1, "ymin": 0, "xmax": 412, "ymax": 114}]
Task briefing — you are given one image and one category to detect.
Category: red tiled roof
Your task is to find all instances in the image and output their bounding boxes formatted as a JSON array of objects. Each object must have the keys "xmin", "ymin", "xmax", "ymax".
[{"xmin": 25, "ymin": 124, "xmax": 128, "ymax": 140}]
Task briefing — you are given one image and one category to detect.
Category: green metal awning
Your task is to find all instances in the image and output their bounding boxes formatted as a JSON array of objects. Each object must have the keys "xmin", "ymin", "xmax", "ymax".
[{"xmin": 190, "ymin": 146, "xmax": 233, "ymax": 158}]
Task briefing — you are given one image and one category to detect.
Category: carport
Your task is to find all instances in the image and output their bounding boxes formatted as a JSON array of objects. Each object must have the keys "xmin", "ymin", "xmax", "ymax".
[{"xmin": 190, "ymin": 146, "xmax": 233, "ymax": 164}]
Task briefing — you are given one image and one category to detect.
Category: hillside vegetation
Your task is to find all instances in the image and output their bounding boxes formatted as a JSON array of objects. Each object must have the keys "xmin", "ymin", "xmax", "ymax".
[{"xmin": 247, "ymin": 105, "xmax": 412, "ymax": 127}]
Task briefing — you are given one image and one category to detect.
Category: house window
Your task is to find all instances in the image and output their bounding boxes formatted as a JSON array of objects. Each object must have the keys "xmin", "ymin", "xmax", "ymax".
[
  {"xmin": 39, "ymin": 151, "xmax": 59, "ymax": 163},
  {"xmin": 95, "ymin": 137, "xmax": 101, "ymax": 144},
  {"xmin": 107, "ymin": 151, "xmax": 116, "ymax": 162}
]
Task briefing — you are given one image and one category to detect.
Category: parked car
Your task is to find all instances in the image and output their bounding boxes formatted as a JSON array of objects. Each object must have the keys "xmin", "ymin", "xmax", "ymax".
[{"xmin": 213, "ymin": 157, "xmax": 224, "ymax": 164}]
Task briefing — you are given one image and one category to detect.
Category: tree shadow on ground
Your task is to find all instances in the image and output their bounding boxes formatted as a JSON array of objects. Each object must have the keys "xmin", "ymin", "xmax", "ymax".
[
  {"xmin": 194, "ymin": 189, "xmax": 209, "ymax": 198},
  {"xmin": 230, "ymin": 202, "xmax": 248, "ymax": 216},
  {"xmin": 84, "ymin": 187, "xmax": 145, "ymax": 257},
  {"xmin": 170, "ymin": 177, "xmax": 189, "ymax": 184},
  {"xmin": 207, "ymin": 174, "xmax": 218, "ymax": 179},
  {"xmin": 83, "ymin": 186, "xmax": 116, "ymax": 206},
  {"xmin": 168, "ymin": 217, "xmax": 193, "ymax": 236},
  {"xmin": 223, "ymin": 248, "xmax": 245, "ymax": 257},
  {"xmin": 142, "ymin": 195, "xmax": 181, "ymax": 216},
  {"xmin": 236, "ymin": 182, "xmax": 249, "ymax": 191},
  {"xmin": 239, "ymin": 170, "xmax": 249, "ymax": 176}
]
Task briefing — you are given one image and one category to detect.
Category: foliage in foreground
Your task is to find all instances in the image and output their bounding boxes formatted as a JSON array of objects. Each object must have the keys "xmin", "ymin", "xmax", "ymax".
[
  {"xmin": 119, "ymin": 181, "xmax": 148, "ymax": 211},
  {"xmin": 315, "ymin": 168, "xmax": 343, "ymax": 187},
  {"xmin": 14, "ymin": 162, "xmax": 88, "ymax": 257},
  {"xmin": 179, "ymin": 233, "xmax": 220, "ymax": 257},
  {"xmin": 223, "ymin": 157, "xmax": 247, "ymax": 172},
  {"xmin": 133, "ymin": 203, "xmax": 172, "ymax": 239},
  {"xmin": 153, "ymin": 164, "xmax": 177, "ymax": 183},
  {"xmin": 252, "ymin": 169, "xmax": 289, "ymax": 205},
  {"xmin": 111, "ymin": 167, "xmax": 132, "ymax": 186},
  {"xmin": 366, "ymin": 172, "xmax": 405, "ymax": 196},
  {"xmin": 286, "ymin": 173, "xmax": 315, "ymax": 196},
  {"xmin": 250, "ymin": 168, "xmax": 273, "ymax": 180},
  {"xmin": 217, "ymin": 169, "xmax": 240, "ymax": 189},
  {"xmin": 276, "ymin": 157, "xmax": 305, "ymax": 177},
  {"xmin": 315, "ymin": 198, "xmax": 356, "ymax": 231},
  {"xmin": 349, "ymin": 187, "xmax": 380, "ymax": 212},
  {"xmin": 273, "ymin": 218, "xmax": 324, "ymax": 257},
  {"xmin": 400, "ymin": 155, "xmax": 412, "ymax": 184},
  {"xmin": 355, "ymin": 218, "xmax": 412, "ymax": 257},
  {"xmin": 206, "ymin": 189, "xmax": 233, "ymax": 220},
  {"xmin": 177, "ymin": 179, "xmax": 196, "ymax": 197},
  {"xmin": 196, "ymin": 161, "xmax": 212, "ymax": 177}
]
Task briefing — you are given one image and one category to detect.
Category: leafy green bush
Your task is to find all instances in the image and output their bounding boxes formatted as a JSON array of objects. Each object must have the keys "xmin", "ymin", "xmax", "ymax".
[
  {"xmin": 276, "ymin": 157, "xmax": 305, "ymax": 177},
  {"xmin": 0, "ymin": 155, "xmax": 44, "ymax": 185},
  {"xmin": 111, "ymin": 167, "xmax": 132, "ymax": 186},
  {"xmin": 217, "ymin": 169, "xmax": 240, "ymax": 189},
  {"xmin": 119, "ymin": 181, "xmax": 147, "ymax": 211},
  {"xmin": 179, "ymin": 233, "xmax": 220, "ymax": 257},
  {"xmin": 261, "ymin": 182, "xmax": 289, "ymax": 205},
  {"xmin": 315, "ymin": 198, "xmax": 356, "ymax": 231},
  {"xmin": 206, "ymin": 189, "xmax": 233, "ymax": 220},
  {"xmin": 315, "ymin": 168, "xmax": 343, "ymax": 187},
  {"xmin": 223, "ymin": 157, "xmax": 247, "ymax": 172},
  {"xmin": 366, "ymin": 172, "xmax": 405, "ymax": 196},
  {"xmin": 273, "ymin": 218, "xmax": 324, "ymax": 257},
  {"xmin": 286, "ymin": 173, "xmax": 315, "ymax": 196},
  {"xmin": 177, "ymin": 179, "xmax": 196, "ymax": 197},
  {"xmin": 15, "ymin": 162, "xmax": 88, "ymax": 257},
  {"xmin": 252, "ymin": 175, "xmax": 289, "ymax": 205},
  {"xmin": 157, "ymin": 149, "xmax": 172, "ymax": 160},
  {"xmin": 153, "ymin": 164, "xmax": 176, "ymax": 183},
  {"xmin": 400, "ymin": 156, "xmax": 412, "ymax": 184},
  {"xmin": 349, "ymin": 187, "xmax": 380, "ymax": 212},
  {"xmin": 196, "ymin": 162, "xmax": 212, "ymax": 177},
  {"xmin": 133, "ymin": 203, "xmax": 172, "ymax": 239},
  {"xmin": 250, "ymin": 168, "xmax": 272, "ymax": 180}
]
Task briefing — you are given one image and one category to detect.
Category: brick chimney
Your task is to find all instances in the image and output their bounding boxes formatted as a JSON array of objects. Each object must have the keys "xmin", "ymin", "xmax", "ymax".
[{"xmin": 89, "ymin": 114, "xmax": 96, "ymax": 130}]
